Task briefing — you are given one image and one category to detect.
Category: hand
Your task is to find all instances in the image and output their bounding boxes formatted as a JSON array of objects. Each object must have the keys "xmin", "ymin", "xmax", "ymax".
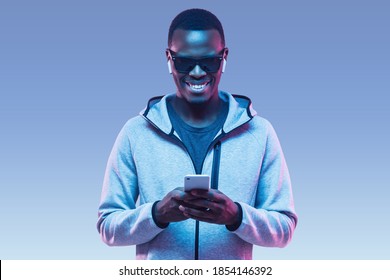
[
  {"xmin": 154, "ymin": 187, "xmax": 190, "ymax": 224},
  {"xmin": 178, "ymin": 189, "xmax": 240, "ymax": 226}
]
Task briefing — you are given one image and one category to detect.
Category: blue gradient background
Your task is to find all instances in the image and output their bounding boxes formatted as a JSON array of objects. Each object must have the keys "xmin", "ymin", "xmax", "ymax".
[{"xmin": 1, "ymin": 0, "xmax": 389, "ymax": 259}]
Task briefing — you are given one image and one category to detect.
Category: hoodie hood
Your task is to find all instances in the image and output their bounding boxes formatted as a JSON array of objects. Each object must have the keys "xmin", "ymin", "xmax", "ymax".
[{"xmin": 140, "ymin": 91, "xmax": 257, "ymax": 135}]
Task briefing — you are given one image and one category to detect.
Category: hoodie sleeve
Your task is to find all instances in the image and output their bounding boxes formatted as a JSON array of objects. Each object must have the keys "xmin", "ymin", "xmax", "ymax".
[
  {"xmin": 233, "ymin": 120, "xmax": 298, "ymax": 247},
  {"xmin": 96, "ymin": 122, "xmax": 165, "ymax": 246}
]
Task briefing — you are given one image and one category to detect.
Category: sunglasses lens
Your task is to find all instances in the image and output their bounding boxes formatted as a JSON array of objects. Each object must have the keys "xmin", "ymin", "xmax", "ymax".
[
  {"xmin": 173, "ymin": 57, "xmax": 222, "ymax": 73},
  {"xmin": 173, "ymin": 57, "xmax": 195, "ymax": 73},
  {"xmin": 199, "ymin": 57, "xmax": 222, "ymax": 72}
]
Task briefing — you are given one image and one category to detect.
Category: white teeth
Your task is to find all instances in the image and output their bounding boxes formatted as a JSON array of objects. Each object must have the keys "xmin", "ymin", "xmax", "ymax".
[
  {"xmin": 188, "ymin": 82, "xmax": 208, "ymax": 90},
  {"xmin": 191, "ymin": 84, "xmax": 205, "ymax": 89}
]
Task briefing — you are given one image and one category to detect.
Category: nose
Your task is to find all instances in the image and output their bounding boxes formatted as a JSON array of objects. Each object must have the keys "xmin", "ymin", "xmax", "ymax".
[{"xmin": 188, "ymin": 64, "xmax": 207, "ymax": 78}]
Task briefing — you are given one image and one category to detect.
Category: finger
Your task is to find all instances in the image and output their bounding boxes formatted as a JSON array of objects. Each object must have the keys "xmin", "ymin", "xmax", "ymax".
[
  {"xmin": 190, "ymin": 189, "xmax": 209, "ymax": 197},
  {"xmin": 183, "ymin": 198, "xmax": 215, "ymax": 210},
  {"xmin": 179, "ymin": 205, "xmax": 213, "ymax": 219},
  {"xmin": 190, "ymin": 189, "xmax": 225, "ymax": 202},
  {"xmin": 180, "ymin": 208, "xmax": 220, "ymax": 224},
  {"xmin": 172, "ymin": 190, "xmax": 195, "ymax": 201}
]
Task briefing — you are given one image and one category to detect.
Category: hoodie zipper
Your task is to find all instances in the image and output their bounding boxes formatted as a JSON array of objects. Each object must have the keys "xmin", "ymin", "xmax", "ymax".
[
  {"xmin": 211, "ymin": 141, "xmax": 221, "ymax": 190},
  {"xmin": 194, "ymin": 140, "xmax": 222, "ymax": 260}
]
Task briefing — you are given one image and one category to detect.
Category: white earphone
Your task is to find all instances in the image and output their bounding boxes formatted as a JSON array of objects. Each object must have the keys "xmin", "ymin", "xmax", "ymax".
[
  {"xmin": 167, "ymin": 60, "xmax": 172, "ymax": 74},
  {"xmin": 222, "ymin": 59, "xmax": 227, "ymax": 73}
]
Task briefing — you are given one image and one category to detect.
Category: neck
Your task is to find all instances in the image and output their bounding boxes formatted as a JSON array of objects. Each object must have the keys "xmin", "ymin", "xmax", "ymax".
[{"xmin": 171, "ymin": 94, "xmax": 222, "ymax": 128}]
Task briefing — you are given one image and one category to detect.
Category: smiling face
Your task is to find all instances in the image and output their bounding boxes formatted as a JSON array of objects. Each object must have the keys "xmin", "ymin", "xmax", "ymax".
[{"xmin": 167, "ymin": 29, "xmax": 227, "ymax": 105}]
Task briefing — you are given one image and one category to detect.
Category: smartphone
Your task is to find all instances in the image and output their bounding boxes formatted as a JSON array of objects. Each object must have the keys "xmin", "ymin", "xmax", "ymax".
[{"xmin": 184, "ymin": 174, "xmax": 210, "ymax": 192}]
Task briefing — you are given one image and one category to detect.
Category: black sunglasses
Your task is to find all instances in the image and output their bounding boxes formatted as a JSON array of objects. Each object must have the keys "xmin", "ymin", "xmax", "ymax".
[{"xmin": 168, "ymin": 48, "xmax": 226, "ymax": 73}]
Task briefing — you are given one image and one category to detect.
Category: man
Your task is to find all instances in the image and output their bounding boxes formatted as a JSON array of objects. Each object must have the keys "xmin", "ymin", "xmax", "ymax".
[{"xmin": 97, "ymin": 8, "xmax": 297, "ymax": 260}]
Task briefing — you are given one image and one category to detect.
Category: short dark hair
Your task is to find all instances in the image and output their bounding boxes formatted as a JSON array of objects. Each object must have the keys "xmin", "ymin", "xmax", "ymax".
[{"xmin": 168, "ymin": 8, "xmax": 225, "ymax": 47}]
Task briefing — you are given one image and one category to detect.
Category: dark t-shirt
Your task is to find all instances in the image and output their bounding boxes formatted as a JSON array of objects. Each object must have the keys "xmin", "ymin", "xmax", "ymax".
[{"xmin": 167, "ymin": 100, "xmax": 228, "ymax": 174}]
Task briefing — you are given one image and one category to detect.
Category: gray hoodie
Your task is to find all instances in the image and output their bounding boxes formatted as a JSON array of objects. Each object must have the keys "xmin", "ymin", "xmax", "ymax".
[{"xmin": 97, "ymin": 91, "xmax": 297, "ymax": 259}]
